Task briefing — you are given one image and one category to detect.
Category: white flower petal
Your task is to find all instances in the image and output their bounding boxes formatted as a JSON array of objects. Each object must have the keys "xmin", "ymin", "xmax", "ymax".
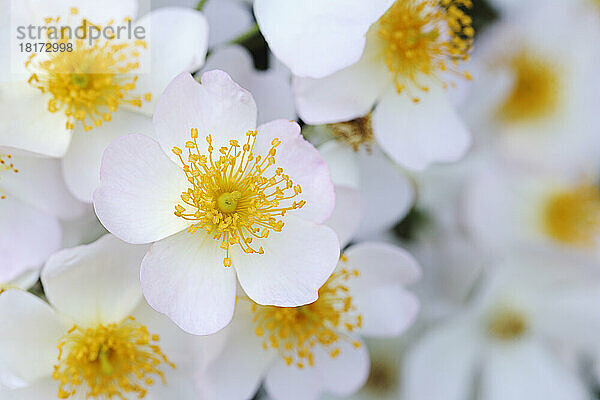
[
  {"xmin": 316, "ymin": 338, "xmax": 370, "ymax": 397},
  {"xmin": 204, "ymin": 0, "xmax": 253, "ymax": 47},
  {"xmin": 7, "ymin": 269, "xmax": 39, "ymax": 291},
  {"xmin": 62, "ymin": 111, "xmax": 154, "ymax": 203},
  {"xmin": 202, "ymin": 45, "xmax": 296, "ymax": 123},
  {"xmin": 536, "ymin": 283, "xmax": 600, "ymax": 352},
  {"xmin": 135, "ymin": 7, "xmax": 209, "ymax": 115},
  {"xmin": 264, "ymin": 359, "xmax": 323, "ymax": 400},
  {"xmin": 355, "ymin": 148, "xmax": 414, "ymax": 239},
  {"xmin": 0, "ymin": 290, "xmax": 64, "ymax": 384},
  {"xmin": 344, "ymin": 242, "xmax": 421, "ymax": 336},
  {"xmin": 345, "ymin": 242, "xmax": 421, "ymax": 286},
  {"xmin": 140, "ymin": 230, "xmax": 238, "ymax": 335},
  {"xmin": 318, "ymin": 140, "xmax": 360, "ymax": 189},
  {"xmin": 265, "ymin": 338, "xmax": 369, "ymax": 400},
  {"xmin": 254, "ymin": 119, "xmax": 335, "ymax": 223},
  {"xmin": 0, "ymin": 377, "xmax": 58, "ymax": 400},
  {"xmin": 0, "ymin": 197, "xmax": 61, "ymax": 282},
  {"xmin": 326, "ymin": 186, "xmax": 364, "ymax": 248},
  {"xmin": 254, "ymin": 0, "xmax": 395, "ymax": 78},
  {"xmin": 402, "ymin": 320, "xmax": 481, "ymax": 400},
  {"xmin": 130, "ymin": 301, "xmax": 221, "ymax": 372},
  {"xmin": 41, "ymin": 234, "xmax": 148, "ymax": 326},
  {"xmin": 93, "ymin": 134, "xmax": 189, "ymax": 244},
  {"xmin": 199, "ymin": 307, "xmax": 274, "ymax": 400},
  {"xmin": 153, "ymin": 71, "xmax": 257, "ymax": 162},
  {"xmin": 1, "ymin": 152, "xmax": 86, "ymax": 219},
  {"xmin": 481, "ymin": 340, "xmax": 588, "ymax": 400},
  {"xmin": 373, "ymin": 85, "xmax": 471, "ymax": 171},
  {"xmin": 294, "ymin": 42, "xmax": 391, "ymax": 124},
  {"xmin": 0, "ymin": 83, "xmax": 70, "ymax": 157},
  {"xmin": 59, "ymin": 207, "xmax": 107, "ymax": 249},
  {"xmin": 234, "ymin": 214, "xmax": 340, "ymax": 307}
]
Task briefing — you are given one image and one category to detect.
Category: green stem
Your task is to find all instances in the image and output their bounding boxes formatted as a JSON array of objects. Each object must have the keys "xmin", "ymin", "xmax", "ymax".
[
  {"xmin": 229, "ymin": 23, "xmax": 260, "ymax": 45},
  {"xmin": 196, "ymin": 0, "xmax": 208, "ymax": 11}
]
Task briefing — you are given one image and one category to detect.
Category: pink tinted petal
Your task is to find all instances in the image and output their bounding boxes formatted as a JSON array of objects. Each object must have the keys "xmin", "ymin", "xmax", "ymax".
[
  {"xmin": 254, "ymin": 119, "xmax": 335, "ymax": 223},
  {"xmin": 93, "ymin": 134, "xmax": 189, "ymax": 244},
  {"xmin": 153, "ymin": 71, "xmax": 257, "ymax": 162}
]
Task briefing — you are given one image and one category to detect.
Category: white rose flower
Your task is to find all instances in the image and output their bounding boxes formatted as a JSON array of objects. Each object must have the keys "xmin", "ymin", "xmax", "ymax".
[
  {"xmin": 403, "ymin": 252, "xmax": 600, "ymax": 400},
  {"xmin": 0, "ymin": 234, "xmax": 219, "ymax": 399},
  {"xmin": 255, "ymin": 0, "xmax": 474, "ymax": 170},
  {"xmin": 197, "ymin": 242, "xmax": 421, "ymax": 400},
  {"xmin": 463, "ymin": 3, "xmax": 600, "ymax": 173},
  {"xmin": 93, "ymin": 70, "xmax": 340, "ymax": 335},
  {"xmin": 0, "ymin": 0, "xmax": 209, "ymax": 204},
  {"xmin": 464, "ymin": 163, "xmax": 600, "ymax": 260}
]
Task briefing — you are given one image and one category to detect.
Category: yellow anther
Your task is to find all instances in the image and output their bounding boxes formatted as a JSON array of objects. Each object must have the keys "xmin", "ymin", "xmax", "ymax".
[
  {"xmin": 25, "ymin": 16, "xmax": 150, "ymax": 131},
  {"xmin": 377, "ymin": 0, "xmax": 473, "ymax": 99},
  {"xmin": 172, "ymin": 130, "xmax": 305, "ymax": 266},
  {"xmin": 544, "ymin": 184, "xmax": 600, "ymax": 248},
  {"xmin": 52, "ymin": 317, "xmax": 175, "ymax": 399},
  {"xmin": 250, "ymin": 266, "xmax": 362, "ymax": 369}
]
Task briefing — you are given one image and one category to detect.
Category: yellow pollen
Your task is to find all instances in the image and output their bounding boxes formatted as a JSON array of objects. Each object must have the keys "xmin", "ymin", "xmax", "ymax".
[
  {"xmin": 544, "ymin": 184, "xmax": 600, "ymax": 248},
  {"xmin": 499, "ymin": 52, "xmax": 561, "ymax": 123},
  {"xmin": 377, "ymin": 0, "xmax": 474, "ymax": 101},
  {"xmin": 172, "ymin": 129, "xmax": 306, "ymax": 267},
  {"xmin": 0, "ymin": 153, "xmax": 19, "ymax": 200},
  {"xmin": 52, "ymin": 316, "xmax": 175, "ymax": 400},
  {"xmin": 251, "ymin": 268, "xmax": 362, "ymax": 369},
  {"xmin": 327, "ymin": 114, "xmax": 374, "ymax": 152},
  {"xmin": 487, "ymin": 308, "xmax": 528, "ymax": 341},
  {"xmin": 26, "ymin": 13, "xmax": 150, "ymax": 132}
]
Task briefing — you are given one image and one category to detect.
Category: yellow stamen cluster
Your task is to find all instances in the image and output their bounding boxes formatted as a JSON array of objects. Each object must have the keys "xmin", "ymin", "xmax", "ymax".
[
  {"xmin": 377, "ymin": 0, "xmax": 474, "ymax": 102},
  {"xmin": 172, "ymin": 129, "xmax": 305, "ymax": 267},
  {"xmin": 26, "ymin": 11, "xmax": 150, "ymax": 132},
  {"xmin": 0, "ymin": 153, "xmax": 19, "ymax": 200},
  {"xmin": 327, "ymin": 114, "xmax": 374, "ymax": 152},
  {"xmin": 251, "ymin": 268, "xmax": 362, "ymax": 369},
  {"xmin": 487, "ymin": 308, "xmax": 528, "ymax": 341},
  {"xmin": 499, "ymin": 52, "xmax": 561, "ymax": 123},
  {"xmin": 53, "ymin": 316, "xmax": 175, "ymax": 399},
  {"xmin": 544, "ymin": 184, "xmax": 600, "ymax": 248}
]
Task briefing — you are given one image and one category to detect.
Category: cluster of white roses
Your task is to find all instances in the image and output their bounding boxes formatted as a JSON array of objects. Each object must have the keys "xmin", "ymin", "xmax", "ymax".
[{"xmin": 0, "ymin": 0, "xmax": 599, "ymax": 399}]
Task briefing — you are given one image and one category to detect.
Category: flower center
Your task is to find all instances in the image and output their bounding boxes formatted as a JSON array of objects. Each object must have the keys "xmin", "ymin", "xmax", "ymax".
[
  {"xmin": 26, "ymin": 11, "xmax": 150, "ymax": 132},
  {"xmin": 543, "ymin": 184, "xmax": 600, "ymax": 248},
  {"xmin": 0, "ymin": 153, "xmax": 19, "ymax": 200},
  {"xmin": 250, "ymin": 267, "xmax": 362, "ymax": 369},
  {"xmin": 376, "ymin": 0, "xmax": 474, "ymax": 102},
  {"xmin": 172, "ymin": 129, "xmax": 306, "ymax": 267},
  {"xmin": 498, "ymin": 52, "xmax": 561, "ymax": 123},
  {"xmin": 53, "ymin": 316, "xmax": 175, "ymax": 399},
  {"xmin": 327, "ymin": 114, "xmax": 374, "ymax": 152},
  {"xmin": 216, "ymin": 191, "xmax": 242, "ymax": 213},
  {"xmin": 487, "ymin": 308, "xmax": 528, "ymax": 341}
]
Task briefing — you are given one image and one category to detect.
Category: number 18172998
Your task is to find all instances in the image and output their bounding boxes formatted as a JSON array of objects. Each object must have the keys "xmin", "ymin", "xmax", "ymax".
[{"xmin": 19, "ymin": 42, "xmax": 73, "ymax": 52}]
